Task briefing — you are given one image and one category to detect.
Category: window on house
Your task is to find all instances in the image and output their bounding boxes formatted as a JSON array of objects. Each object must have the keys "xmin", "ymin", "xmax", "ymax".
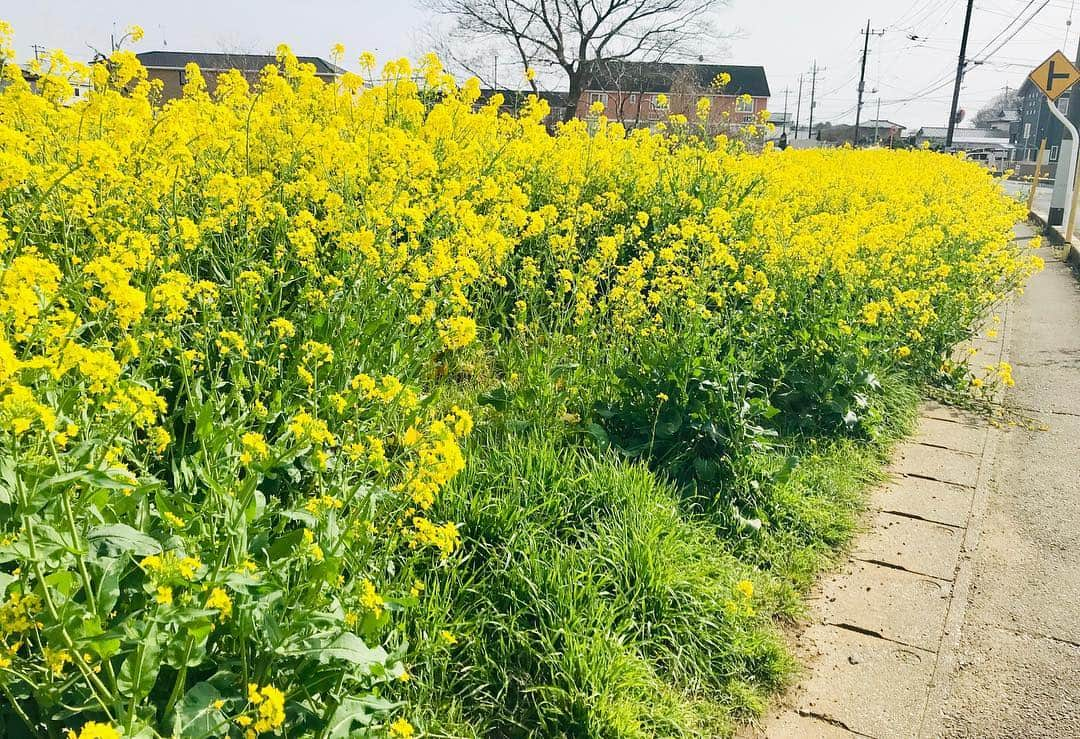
[
  {"xmin": 736, "ymin": 97, "xmax": 754, "ymax": 113},
  {"xmin": 1023, "ymin": 122, "xmax": 1032, "ymax": 139},
  {"xmin": 1051, "ymin": 145, "xmax": 1060, "ymax": 162},
  {"xmin": 629, "ymin": 93, "xmax": 637, "ymax": 103},
  {"xmin": 1062, "ymin": 97, "xmax": 1071, "ymax": 115},
  {"xmin": 742, "ymin": 114, "xmax": 754, "ymax": 123},
  {"xmin": 588, "ymin": 92, "xmax": 607, "ymax": 107},
  {"xmin": 650, "ymin": 95, "xmax": 666, "ymax": 111}
]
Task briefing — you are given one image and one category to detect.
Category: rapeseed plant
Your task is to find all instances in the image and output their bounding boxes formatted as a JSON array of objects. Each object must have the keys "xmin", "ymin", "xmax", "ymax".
[{"xmin": 0, "ymin": 20, "xmax": 1039, "ymax": 737}]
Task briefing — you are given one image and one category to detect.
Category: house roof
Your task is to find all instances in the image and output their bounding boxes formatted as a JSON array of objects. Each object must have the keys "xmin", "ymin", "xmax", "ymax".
[
  {"xmin": 581, "ymin": 60, "xmax": 770, "ymax": 98},
  {"xmin": 862, "ymin": 119, "xmax": 905, "ymax": 130},
  {"xmin": 136, "ymin": 50, "xmax": 344, "ymax": 76},
  {"xmin": 916, "ymin": 126, "xmax": 1013, "ymax": 147}
]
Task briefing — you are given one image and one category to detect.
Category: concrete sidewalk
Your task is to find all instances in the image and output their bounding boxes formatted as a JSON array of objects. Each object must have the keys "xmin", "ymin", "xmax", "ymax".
[
  {"xmin": 1003, "ymin": 179, "xmax": 1080, "ymax": 266},
  {"xmin": 757, "ymin": 223, "xmax": 1080, "ymax": 738}
]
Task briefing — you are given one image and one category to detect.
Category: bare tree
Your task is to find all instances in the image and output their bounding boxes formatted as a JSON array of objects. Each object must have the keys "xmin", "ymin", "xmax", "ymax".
[
  {"xmin": 423, "ymin": 0, "xmax": 727, "ymax": 121},
  {"xmin": 585, "ymin": 58, "xmax": 651, "ymax": 126},
  {"xmin": 973, "ymin": 89, "xmax": 1019, "ymax": 130}
]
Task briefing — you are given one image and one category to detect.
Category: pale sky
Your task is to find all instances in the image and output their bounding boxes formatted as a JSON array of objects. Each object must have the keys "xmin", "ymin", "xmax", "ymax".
[{"xmin": 6, "ymin": 0, "xmax": 1080, "ymax": 130}]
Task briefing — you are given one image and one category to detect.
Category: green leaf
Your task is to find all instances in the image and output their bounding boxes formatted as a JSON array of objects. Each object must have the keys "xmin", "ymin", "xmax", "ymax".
[
  {"xmin": 585, "ymin": 423, "xmax": 609, "ymax": 446},
  {"xmin": 88, "ymin": 524, "xmax": 162, "ymax": 556},
  {"xmin": 325, "ymin": 695, "xmax": 400, "ymax": 739},
  {"xmin": 195, "ymin": 403, "xmax": 215, "ymax": 441},
  {"xmin": 301, "ymin": 631, "xmax": 387, "ymax": 669},
  {"xmin": 118, "ymin": 626, "xmax": 162, "ymax": 699},
  {"xmin": 0, "ymin": 455, "xmax": 15, "ymax": 504},
  {"xmin": 45, "ymin": 570, "xmax": 76, "ymax": 597},
  {"xmin": 166, "ymin": 632, "xmax": 207, "ymax": 669},
  {"xmin": 325, "ymin": 699, "xmax": 372, "ymax": 739},
  {"xmin": 267, "ymin": 529, "xmax": 304, "ymax": 561},
  {"xmin": 279, "ymin": 509, "xmax": 318, "ymax": 528},
  {"xmin": 94, "ymin": 557, "xmax": 124, "ymax": 615},
  {"xmin": 37, "ymin": 467, "xmax": 137, "ymax": 493},
  {"xmin": 171, "ymin": 682, "xmax": 229, "ymax": 739},
  {"xmin": 477, "ymin": 387, "xmax": 512, "ymax": 411}
]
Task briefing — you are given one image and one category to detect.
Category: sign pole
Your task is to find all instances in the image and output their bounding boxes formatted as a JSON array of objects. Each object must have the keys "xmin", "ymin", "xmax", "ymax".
[
  {"xmin": 1028, "ymin": 138, "xmax": 1047, "ymax": 211},
  {"xmin": 1067, "ymin": 146, "xmax": 1080, "ymax": 241},
  {"xmin": 1046, "ymin": 100, "xmax": 1078, "ymax": 226}
]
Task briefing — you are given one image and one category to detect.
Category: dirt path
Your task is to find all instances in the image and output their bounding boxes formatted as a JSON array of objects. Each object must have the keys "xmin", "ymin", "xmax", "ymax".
[{"xmin": 757, "ymin": 224, "xmax": 1080, "ymax": 738}]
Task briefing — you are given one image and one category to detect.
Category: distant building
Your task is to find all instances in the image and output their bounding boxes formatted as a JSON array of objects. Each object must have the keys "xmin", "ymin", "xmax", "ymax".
[
  {"xmin": 476, "ymin": 88, "xmax": 568, "ymax": 124},
  {"xmin": 912, "ymin": 125, "xmax": 1014, "ymax": 168},
  {"xmin": 981, "ymin": 108, "xmax": 1019, "ymax": 135},
  {"xmin": 912, "ymin": 126, "xmax": 1011, "ymax": 150},
  {"xmin": 814, "ymin": 120, "xmax": 905, "ymax": 147},
  {"xmin": 765, "ymin": 111, "xmax": 793, "ymax": 142},
  {"xmin": 575, "ymin": 60, "xmax": 770, "ymax": 130},
  {"xmin": 0, "ymin": 65, "xmax": 38, "ymax": 95},
  {"xmin": 1014, "ymin": 78, "xmax": 1070, "ymax": 167},
  {"xmin": 861, "ymin": 119, "xmax": 906, "ymax": 145},
  {"xmin": 0, "ymin": 63, "xmax": 92, "ymax": 105},
  {"xmin": 135, "ymin": 51, "xmax": 344, "ymax": 100}
]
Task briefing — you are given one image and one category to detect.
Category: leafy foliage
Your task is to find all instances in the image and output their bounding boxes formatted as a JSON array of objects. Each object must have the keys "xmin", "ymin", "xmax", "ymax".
[{"xmin": 0, "ymin": 19, "xmax": 1040, "ymax": 739}]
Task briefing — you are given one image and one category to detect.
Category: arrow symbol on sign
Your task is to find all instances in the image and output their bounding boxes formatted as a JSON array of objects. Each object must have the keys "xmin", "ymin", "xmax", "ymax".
[{"xmin": 1047, "ymin": 61, "xmax": 1072, "ymax": 92}]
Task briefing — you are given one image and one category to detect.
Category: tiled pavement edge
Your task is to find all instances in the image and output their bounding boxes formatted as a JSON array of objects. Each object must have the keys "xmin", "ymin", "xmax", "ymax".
[{"xmin": 756, "ymin": 222, "xmax": 1067, "ymax": 738}]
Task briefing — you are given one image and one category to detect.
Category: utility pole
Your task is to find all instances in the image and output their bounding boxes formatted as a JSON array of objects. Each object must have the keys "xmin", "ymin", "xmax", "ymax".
[
  {"xmin": 808, "ymin": 61, "xmax": 820, "ymax": 141},
  {"xmin": 875, "ymin": 98, "xmax": 882, "ymax": 145},
  {"xmin": 855, "ymin": 20, "xmax": 871, "ymax": 147},
  {"xmin": 795, "ymin": 75, "xmax": 804, "ymax": 139},
  {"xmin": 855, "ymin": 21, "xmax": 885, "ymax": 147},
  {"xmin": 782, "ymin": 86, "xmax": 790, "ymax": 134},
  {"xmin": 31, "ymin": 44, "xmax": 46, "ymax": 61},
  {"xmin": 946, "ymin": 0, "xmax": 976, "ymax": 148}
]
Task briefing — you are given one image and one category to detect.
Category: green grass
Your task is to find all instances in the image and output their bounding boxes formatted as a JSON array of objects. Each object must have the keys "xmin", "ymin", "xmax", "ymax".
[{"xmin": 399, "ymin": 376, "xmax": 921, "ymax": 737}]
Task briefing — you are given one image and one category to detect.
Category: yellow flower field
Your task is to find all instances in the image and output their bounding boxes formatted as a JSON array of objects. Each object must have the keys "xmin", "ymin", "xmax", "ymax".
[{"xmin": 0, "ymin": 22, "xmax": 1040, "ymax": 737}]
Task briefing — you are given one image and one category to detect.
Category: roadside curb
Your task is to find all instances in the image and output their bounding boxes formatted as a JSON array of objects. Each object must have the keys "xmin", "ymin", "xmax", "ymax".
[{"xmin": 1028, "ymin": 210, "xmax": 1080, "ymax": 268}]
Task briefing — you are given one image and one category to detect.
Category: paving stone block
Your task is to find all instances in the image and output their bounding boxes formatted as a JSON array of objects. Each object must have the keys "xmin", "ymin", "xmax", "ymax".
[
  {"xmin": 788, "ymin": 624, "xmax": 935, "ymax": 739},
  {"xmin": 872, "ymin": 474, "xmax": 974, "ymax": 528},
  {"xmin": 853, "ymin": 511, "xmax": 963, "ymax": 581},
  {"xmin": 889, "ymin": 442, "xmax": 980, "ymax": 488},
  {"xmin": 942, "ymin": 627, "xmax": 1080, "ymax": 737},
  {"xmin": 918, "ymin": 400, "xmax": 982, "ymax": 427},
  {"xmin": 816, "ymin": 560, "xmax": 951, "ymax": 651},
  {"xmin": 913, "ymin": 417, "xmax": 986, "ymax": 455}
]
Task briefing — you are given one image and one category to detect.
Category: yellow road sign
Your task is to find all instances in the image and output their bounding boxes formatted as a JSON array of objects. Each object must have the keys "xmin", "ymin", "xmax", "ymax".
[{"xmin": 1029, "ymin": 51, "xmax": 1080, "ymax": 101}]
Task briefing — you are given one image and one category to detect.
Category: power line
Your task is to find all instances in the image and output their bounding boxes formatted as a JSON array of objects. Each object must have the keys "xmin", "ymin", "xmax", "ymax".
[
  {"xmin": 968, "ymin": 0, "xmax": 1037, "ymax": 61},
  {"xmin": 971, "ymin": 0, "xmax": 1051, "ymax": 64}
]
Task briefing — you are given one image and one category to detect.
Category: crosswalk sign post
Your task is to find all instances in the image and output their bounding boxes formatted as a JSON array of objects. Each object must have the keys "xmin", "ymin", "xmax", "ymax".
[{"xmin": 1030, "ymin": 52, "xmax": 1080, "ymax": 226}]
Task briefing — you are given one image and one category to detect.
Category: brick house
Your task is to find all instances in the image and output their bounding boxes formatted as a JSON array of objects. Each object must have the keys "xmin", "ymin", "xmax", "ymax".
[
  {"xmin": 574, "ymin": 60, "xmax": 770, "ymax": 129},
  {"xmin": 135, "ymin": 51, "xmax": 344, "ymax": 101}
]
